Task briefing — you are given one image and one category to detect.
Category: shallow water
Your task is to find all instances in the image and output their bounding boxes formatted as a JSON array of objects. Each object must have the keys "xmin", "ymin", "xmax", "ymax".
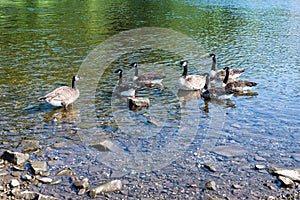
[{"xmin": 0, "ymin": 0, "xmax": 300, "ymax": 193}]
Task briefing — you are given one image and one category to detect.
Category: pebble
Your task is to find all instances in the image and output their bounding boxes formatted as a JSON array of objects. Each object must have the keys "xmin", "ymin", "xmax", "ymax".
[
  {"xmin": 10, "ymin": 179, "xmax": 20, "ymax": 187},
  {"xmin": 232, "ymin": 184, "xmax": 243, "ymax": 189},
  {"xmin": 255, "ymin": 165, "xmax": 266, "ymax": 170},
  {"xmin": 21, "ymin": 174, "xmax": 33, "ymax": 181},
  {"xmin": 56, "ymin": 168, "xmax": 75, "ymax": 176},
  {"xmin": 0, "ymin": 169, "xmax": 9, "ymax": 176},
  {"xmin": 203, "ymin": 164, "xmax": 216, "ymax": 172},
  {"xmin": 278, "ymin": 176, "xmax": 294, "ymax": 188},
  {"xmin": 30, "ymin": 161, "xmax": 47, "ymax": 175},
  {"xmin": 205, "ymin": 181, "xmax": 217, "ymax": 191},
  {"xmin": 37, "ymin": 177, "xmax": 53, "ymax": 184},
  {"xmin": 89, "ymin": 180, "xmax": 122, "ymax": 198}
]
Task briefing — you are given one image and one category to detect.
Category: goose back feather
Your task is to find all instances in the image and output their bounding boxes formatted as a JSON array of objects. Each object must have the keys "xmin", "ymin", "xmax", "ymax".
[
  {"xmin": 131, "ymin": 62, "xmax": 166, "ymax": 85},
  {"xmin": 114, "ymin": 69, "xmax": 136, "ymax": 97},
  {"xmin": 39, "ymin": 75, "xmax": 80, "ymax": 109},
  {"xmin": 201, "ymin": 72, "xmax": 234, "ymax": 100},
  {"xmin": 223, "ymin": 67, "xmax": 257, "ymax": 93},
  {"xmin": 179, "ymin": 61, "xmax": 207, "ymax": 90},
  {"xmin": 210, "ymin": 54, "xmax": 245, "ymax": 80}
]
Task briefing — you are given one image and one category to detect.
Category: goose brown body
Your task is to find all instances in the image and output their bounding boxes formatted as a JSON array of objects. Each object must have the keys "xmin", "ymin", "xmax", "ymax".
[
  {"xmin": 131, "ymin": 62, "xmax": 166, "ymax": 85},
  {"xmin": 201, "ymin": 73, "xmax": 234, "ymax": 100},
  {"xmin": 223, "ymin": 67, "xmax": 257, "ymax": 93},
  {"xmin": 39, "ymin": 75, "xmax": 80, "ymax": 110},
  {"xmin": 179, "ymin": 61, "xmax": 207, "ymax": 91},
  {"xmin": 114, "ymin": 69, "xmax": 136, "ymax": 97},
  {"xmin": 210, "ymin": 54, "xmax": 245, "ymax": 80}
]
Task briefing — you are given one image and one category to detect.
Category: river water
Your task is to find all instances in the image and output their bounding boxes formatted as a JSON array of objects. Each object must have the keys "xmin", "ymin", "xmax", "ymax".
[{"xmin": 0, "ymin": 0, "xmax": 299, "ymax": 198}]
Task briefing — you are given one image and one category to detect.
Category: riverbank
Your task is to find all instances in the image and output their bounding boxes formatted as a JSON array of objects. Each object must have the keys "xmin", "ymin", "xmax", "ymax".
[{"xmin": 0, "ymin": 139, "xmax": 299, "ymax": 199}]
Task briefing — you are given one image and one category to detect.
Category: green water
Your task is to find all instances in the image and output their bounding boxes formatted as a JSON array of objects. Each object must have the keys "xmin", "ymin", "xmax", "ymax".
[{"xmin": 0, "ymin": 0, "xmax": 299, "ymax": 184}]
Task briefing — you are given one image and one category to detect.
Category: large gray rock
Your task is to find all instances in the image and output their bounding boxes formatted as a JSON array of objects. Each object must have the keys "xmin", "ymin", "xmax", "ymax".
[
  {"xmin": 1, "ymin": 150, "xmax": 29, "ymax": 165},
  {"xmin": 273, "ymin": 169, "xmax": 300, "ymax": 181},
  {"xmin": 128, "ymin": 97, "xmax": 150, "ymax": 110},
  {"xmin": 30, "ymin": 161, "xmax": 47, "ymax": 175},
  {"xmin": 89, "ymin": 180, "xmax": 122, "ymax": 198}
]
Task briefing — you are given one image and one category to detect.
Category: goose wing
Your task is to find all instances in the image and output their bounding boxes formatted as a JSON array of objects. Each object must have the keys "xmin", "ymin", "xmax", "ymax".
[
  {"xmin": 40, "ymin": 86, "xmax": 78, "ymax": 103},
  {"xmin": 180, "ymin": 75, "xmax": 206, "ymax": 90},
  {"xmin": 137, "ymin": 74, "xmax": 166, "ymax": 82}
]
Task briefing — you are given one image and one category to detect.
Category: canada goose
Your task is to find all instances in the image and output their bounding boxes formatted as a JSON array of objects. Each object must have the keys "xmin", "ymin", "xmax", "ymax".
[
  {"xmin": 39, "ymin": 75, "xmax": 80, "ymax": 110},
  {"xmin": 201, "ymin": 72, "xmax": 234, "ymax": 100},
  {"xmin": 223, "ymin": 67, "xmax": 258, "ymax": 92},
  {"xmin": 179, "ymin": 60, "xmax": 207, "ymax": 90},
  {"xmin": 130, "ymin": 62, "xmax": 166, "ymax": 85},
  {"xmin": 210, "ymin": 53, "xmax": 245, "ymax": 80},
  {"xmin": 114, "ymin": 69, "xmax": 136, "ymax": 97}
]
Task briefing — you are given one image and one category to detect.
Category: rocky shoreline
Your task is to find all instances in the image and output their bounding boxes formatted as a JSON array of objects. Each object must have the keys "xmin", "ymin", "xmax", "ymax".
[{"xmin": 0, "ymin": 139, "xmax": 299, "ymax": 199}]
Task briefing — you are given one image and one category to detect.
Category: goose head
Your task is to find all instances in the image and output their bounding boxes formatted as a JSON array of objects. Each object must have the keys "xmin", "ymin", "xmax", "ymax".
[
  {"xmin": 209, "ymin": 53, "xmax": 216, "ymax": 59},
  {"xmin": 179, "ymin": 60, "xmax": 188, "ymax": 67},
  {"xmin": 129, "ymin": 62, "xmax": 138, "ymax": 68},
  {"xmin": 73, "ymin": 75, "xmax": 81, "ymax": 81},
  {"xmin": 114, "ymin": 69, "xmax": 123, "ymax": 74}
]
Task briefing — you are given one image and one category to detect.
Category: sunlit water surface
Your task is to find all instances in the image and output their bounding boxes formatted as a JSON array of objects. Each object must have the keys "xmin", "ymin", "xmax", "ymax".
[{"xmin": 0, "ymin": 0, "xmax": 299, "ymax": 180}]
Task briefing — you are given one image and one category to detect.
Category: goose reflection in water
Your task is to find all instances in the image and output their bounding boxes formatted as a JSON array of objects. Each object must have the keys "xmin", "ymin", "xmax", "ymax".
[
  {"xmin": 202, "ymin": 98, "xmax": 236, "ymax": 113},
  {"xmin": 177, "ymin": 89, "xmax": 201, "ymax": 108}
]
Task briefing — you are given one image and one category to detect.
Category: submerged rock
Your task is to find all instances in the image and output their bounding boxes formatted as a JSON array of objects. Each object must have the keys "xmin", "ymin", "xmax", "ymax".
[
  {"xmin": 20, "ymin": 140, "xmax": 41, "ymax": 152},
  {"xmin": 1, "ymin": 150, "xmax": 29, "ymax": 165},
  {"xmin": 203, "ymin": 164, "xmax": 216, "ymax": 172},
  {"xmin": 56, "ymin": 167, "xmax": 75, "ymax": 176},
  {"xmin": 128, "ymin": 97, "xmax": 150, "ymax": 110},
  {"xmin": 89, "ymin": 180, "xmax": 122, "ymax": 198},
  {"xmin": 213, "ymin": 145, "xmax": 247, "ymax": 157},
  {"xmin": 205, "ymin": 181, "xmax": 217, "ymax": 191},
  {"xmin": 73, "ymin": 178, "xmax": 89, "ymax": 195},
  {"xmin": 37, "ymin": 177, "xmax": 53, "ymax": 184}
]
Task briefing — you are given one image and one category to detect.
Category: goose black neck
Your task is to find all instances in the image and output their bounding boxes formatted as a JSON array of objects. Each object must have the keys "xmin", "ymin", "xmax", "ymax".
[
  {"xmin": 182, "ymin": 65, "xmax": 188, "ymax": 77},
  {"xmin": 72, "ymin": 76, "xmax": 77, "ymax": 89},
  {"xmin": 223, "ymin": 68, "xmax": 229, "ymax": 84},
  {"xmin": 211, "ymin": 55, "xmax": 216, "ymax": 71},
  {"xmin": 118, "ymin": 71, "xmax": 123, "ymax": 85},
  {"xmin": 134, "ymin": 65, "xmax": 138, "ymax": 76},
  {"xmin": 204, "ymin": 75, "xmax": 210, "ymax": 90}
]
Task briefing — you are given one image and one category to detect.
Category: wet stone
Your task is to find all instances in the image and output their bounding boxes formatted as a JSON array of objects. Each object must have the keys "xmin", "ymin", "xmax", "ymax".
[
  {"xmin": 213, "ymin": 145, "xmax": 247, "ymax": 157},
  {"xmin": 73, "ymin": 178, "xmax": 89, "ymax": 190},
  {"xmin": 278, "ymin": 176, "xmax": 294, "ymax": 188},
  {"xmin": 10, "ymin": 179, "xmax": 20, "ymax": 187},
  {"xmin": 273, "ymin": 169, "xmax": 300, "ymax": 181},
  {"xmin": 205, "ymin": 181, "xmax": 217, "ymax": 191},
  {"xmin": 232, "ymin": 184, "xmax": 243, "ymax": 189},
  {"xmin": 255, "ymin": 165, "xmax": 266, "ymax": 170},
  {"xmin": 50, "ymin": 179, "xmax": 62, "ymax": 185},
  {"xmin": 20, "ymin": 140, "xmax": 41, "ymax": 152},
  {"xmin": 21, "ymin": 174, "xmax": 33, "ymax": 181},
  {"xmin": 30, "ymin": 161, "xmax": 47, "ymax": 175},
  {"xmin": 89, "ymin": 180, "xmax": 122, "ymax": 198},
  {"xmin": 204, "ymin": 164, "xmax": 216, "ymax": 172},
  {"xmin": 56, "ymin": 168, "xmax": 75, "ymax": 176},
  {"xmin": 11, "ymin": 171, "xmax": 22, "ymax": 177},
  {"xmin": 1, "ymin": 150, "xmax": 29, "ymax": 165},
  {"xmin": 128, "ymin": 97, "xmax": 150, "ymax": 110},
  {"xmin": 51, "ymin": 142, "xmax": 66, "ymax": 149},
  {"xmin": 37, "ymin": 177, "xmax": 53, "ymax": 184}
]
